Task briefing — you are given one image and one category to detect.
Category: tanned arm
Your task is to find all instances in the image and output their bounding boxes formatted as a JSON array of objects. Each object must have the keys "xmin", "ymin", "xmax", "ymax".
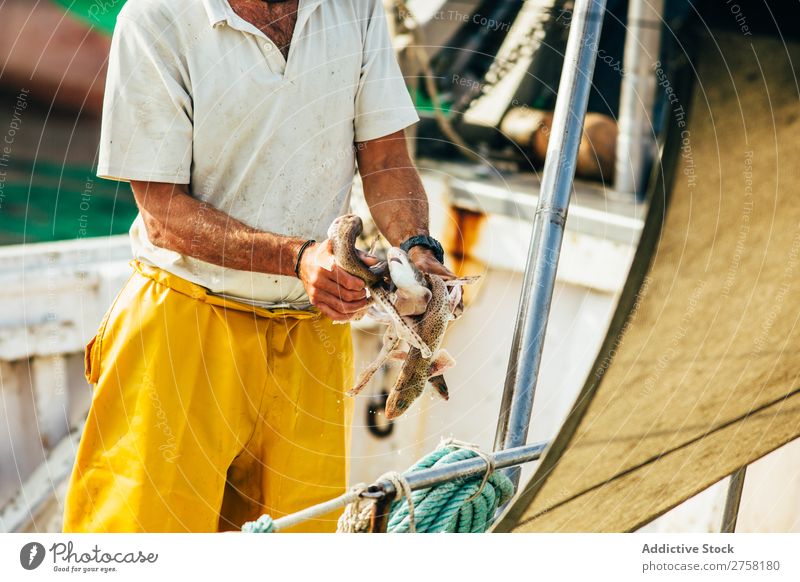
[
  {"xmin": 129, "ymin": 180, "xmax": 369, "ymax": 321},
  {"xmin": 356, "ymin": 129, "xmax": 455, "ymax": 279}
]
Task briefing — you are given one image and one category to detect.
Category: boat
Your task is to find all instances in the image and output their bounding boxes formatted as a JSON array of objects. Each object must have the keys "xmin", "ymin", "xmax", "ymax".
[{"xmin": 1, "ymin": 0, "xmax": 798, "ymax": 534}]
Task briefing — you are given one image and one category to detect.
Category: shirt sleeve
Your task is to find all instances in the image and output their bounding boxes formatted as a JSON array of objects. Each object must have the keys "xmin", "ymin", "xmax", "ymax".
[
  {"xmin": 97, "ymin": 16, "xmax": 193, "ymax": 184},
  {"xmin": 353, "ymin": 0, "xmax": 420, "ymax": 143}
]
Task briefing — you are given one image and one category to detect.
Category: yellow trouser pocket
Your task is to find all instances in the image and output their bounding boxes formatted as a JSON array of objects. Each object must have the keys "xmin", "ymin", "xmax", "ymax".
[
  {"xmin": 84, "ymin": 273, "xmax": 135, "ymax": 385},
  {"xmin": 83, "ymin": 335, "xmax": 99, "ymax": 385}
]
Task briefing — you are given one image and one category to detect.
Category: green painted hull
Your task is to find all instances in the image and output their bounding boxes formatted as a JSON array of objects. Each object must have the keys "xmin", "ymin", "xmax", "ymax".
[{"xmin": 50, "ymin": 0, "xmax": 124, "ymax": 36}]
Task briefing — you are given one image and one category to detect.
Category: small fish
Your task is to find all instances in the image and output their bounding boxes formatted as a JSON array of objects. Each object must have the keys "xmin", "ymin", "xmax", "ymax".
[
  {"xmin": 349, "ymin": 328, "xmax": 400, "ymax": 396},
  {"xmin": 385, "ymin": 271, "xmax": 456, "ymax": 419},
  {"xmin": 328, "ymin": 214, "xmax": 433, "ymax": 358},
  {"xmin": 350, "ymin": 245, "xmax": 482, "ymax": 415},
  {"xmin": 387, "ymin": 246, "xmax": 481, "ymax": 318},
  {"xmin": 387, "ymin": 247, "xmax": 431, "ymax": 316},
  {"xmin": 383, "ymin": 247, "xmax": 481, "ymax": 417},
  {"xmin": 327, "ymin": 214, "xmax": 385, "ymax": 286}
]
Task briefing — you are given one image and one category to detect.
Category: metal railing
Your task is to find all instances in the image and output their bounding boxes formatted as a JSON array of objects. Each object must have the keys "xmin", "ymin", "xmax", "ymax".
[
  {"xmin": 615, "ymin": 0, "xmax": 664, "ymax": 196},
  {"xmin": 493, "ymin": 0, "xmax": 608, "ymax": 488},
  {"xmin": 262, "ymin": 442, "xmax": 548, "ymax": 533},
  {"xmin": 720, "ymin": 467, "xmax": 748, "ymax": 533}
]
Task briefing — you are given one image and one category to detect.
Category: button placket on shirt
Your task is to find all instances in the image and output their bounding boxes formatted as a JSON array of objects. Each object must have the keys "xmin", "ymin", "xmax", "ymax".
[
  {"xmin": 259, "ymin": 39, "xmax": 287, "ymax": 76},
  {"xmin": 217, "ymin": 12, "xmax": 288, "ymax": 78},
  {"xmin": 217, "ymin": 0, "xmax": 324, "ymax": 82}
]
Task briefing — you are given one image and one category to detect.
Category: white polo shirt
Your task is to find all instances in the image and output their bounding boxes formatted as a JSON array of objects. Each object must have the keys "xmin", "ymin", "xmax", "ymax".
[{"xmin": 98, "ymin": 0, "xmax": 419, "ymax": 307}]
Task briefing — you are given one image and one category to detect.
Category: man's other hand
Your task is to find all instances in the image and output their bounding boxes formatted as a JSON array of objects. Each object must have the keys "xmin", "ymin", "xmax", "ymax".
[
  {"xmin": 298, "ymin": 239, "xmax": 371, "ymax": 321},
  {"xmin": 408, "ymin": 247, "xmax": 456, "ymax": 280}
]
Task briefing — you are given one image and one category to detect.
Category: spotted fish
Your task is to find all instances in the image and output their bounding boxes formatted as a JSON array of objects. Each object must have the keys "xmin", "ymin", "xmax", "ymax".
[{"xmin": 328, "ymin": 214, "xmax": 433, "ymax": 358}]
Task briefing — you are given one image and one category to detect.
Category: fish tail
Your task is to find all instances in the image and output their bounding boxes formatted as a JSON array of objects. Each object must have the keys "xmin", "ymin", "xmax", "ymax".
[{"xmin": 428, "ymin": 375, "xmax": 450, "ymax": 400}]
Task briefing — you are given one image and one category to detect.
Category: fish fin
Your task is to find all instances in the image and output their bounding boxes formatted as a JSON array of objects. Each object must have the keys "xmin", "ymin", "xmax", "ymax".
[
  {"xmin": 388, "ymin": 349, "xmax": 408, "ymax": 361},
  {"xmin": 348, "ymin": 369, "xmax": 375, "ymax": 396},
  {"xmin": 351, "ymin": 307, "xmax": 370, "ymax": 322},
  {"xmin": 349, "ymin": 357, "xmax": 385, "ymax": 396},
  {"xmin": 348, "ymin": 331, "xmax": 399, "ymax": 396},
  {"xmin": 368, "ymin": 235, "xmax": 381, "ymax": 255},
  {"xmin": 428, "ymin": 375, "xmax": 450, "ymax": 401},
  {"xmin": 428, "ymin": 349, "xmax": 456, "ymax": 377},
  {"xmin": 392, "ymin": 291, "xmax": 415, "ymax": 316},
  {"xmin": 366, "ymin": 305, "xmax": 393, "ymax": 324},
  {"xmin": 444, "ymin": 275, "xmax": 482, "ymax": 286},
  {"xmin": 448, "ymin": 284, "xmax": 463, "ymax": 317},
  {"xmin": 446, "ymin": 276, "xmax": 480, "ymax": 318},
  {"xmin": 393, "ymin": 288, "xmax": 431, "ymax": 316},
  {"xmin": 368, "ymin": 260, "xmax": 389, "ymax": 279}
]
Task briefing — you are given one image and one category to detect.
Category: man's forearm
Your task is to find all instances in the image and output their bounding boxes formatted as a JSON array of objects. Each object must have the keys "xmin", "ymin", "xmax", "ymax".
[
  {"xmin": 130, "ymin": 181, "xmax": 307, "ymax": 277},
  {"xmin": 357, "ymin": 131, "xmax": 429, "ymax": 246},
  {"xmin": 357, "ymin": 130, "xmax": 455, "ymax": 279},
  {"xmin": 361, "ymin": 166, "xmax": 430, "ymax": 245}
]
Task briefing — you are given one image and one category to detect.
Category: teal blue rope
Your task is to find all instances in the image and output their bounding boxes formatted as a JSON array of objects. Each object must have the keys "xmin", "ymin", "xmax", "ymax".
[
  {"xmin": 241, "ymin": 444, "xmax": 513, "ymax": 534},
  {"xmin": 386, "ymin": 445, "xmax": 513, "ymax": 533},
  {"xmin": 242, "ymin": 514, "xmax": 275, "ymax": 533}
]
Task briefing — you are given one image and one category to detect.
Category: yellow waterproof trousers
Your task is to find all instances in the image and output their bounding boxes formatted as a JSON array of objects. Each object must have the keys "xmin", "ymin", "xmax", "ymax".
[{"xmin": 63, "ymin": 261, "xmax": 354, "ymax": 532}]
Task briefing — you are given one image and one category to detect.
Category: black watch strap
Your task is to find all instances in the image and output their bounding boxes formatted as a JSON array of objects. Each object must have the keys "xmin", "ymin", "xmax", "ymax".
[{"xmin": 400, "ymin": 235, "xmax": 445, "ymax": 264}]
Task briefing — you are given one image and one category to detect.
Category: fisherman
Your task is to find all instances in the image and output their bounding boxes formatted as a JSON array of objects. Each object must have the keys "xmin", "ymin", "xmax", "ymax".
[{"xmin": 63, "ymin": 0, "xmax": 453, "ymax": 533}]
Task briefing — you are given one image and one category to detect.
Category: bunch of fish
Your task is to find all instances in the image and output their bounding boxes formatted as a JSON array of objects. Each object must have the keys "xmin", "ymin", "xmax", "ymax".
[{"xmin": 327, "ymin": 214, "xmax": 479, "ymax": 419}]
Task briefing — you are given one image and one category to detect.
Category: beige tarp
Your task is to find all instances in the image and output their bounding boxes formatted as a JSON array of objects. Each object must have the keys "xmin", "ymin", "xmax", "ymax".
[{"xmin": 495, "ymin": 31, "xmax": 800, "ymax": 532}]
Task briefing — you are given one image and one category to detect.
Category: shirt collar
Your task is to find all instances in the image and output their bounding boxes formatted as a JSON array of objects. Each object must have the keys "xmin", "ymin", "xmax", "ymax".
[
  {"xmin": 201, "ymin": 0, "xmax": 325, "ymax": 29},
  {"xmin": 201, "ymin": 0, "xmax": 229, "ymax": 28}
]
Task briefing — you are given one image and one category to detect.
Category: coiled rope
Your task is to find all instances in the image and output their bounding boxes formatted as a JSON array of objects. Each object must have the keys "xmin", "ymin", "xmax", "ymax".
[
  {"xmin": 242, "ymin": 439, "xmax": 513, "ymax": 534},
  {"xmin": 384, "ymin": 439, "xmax": 514, "ymax": 533}
]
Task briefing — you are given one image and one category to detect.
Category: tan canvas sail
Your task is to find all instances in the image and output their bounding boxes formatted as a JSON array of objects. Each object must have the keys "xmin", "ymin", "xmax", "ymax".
[{"xmin": 494, "ymin": 31, "xmax": 800, "ymax": 532}]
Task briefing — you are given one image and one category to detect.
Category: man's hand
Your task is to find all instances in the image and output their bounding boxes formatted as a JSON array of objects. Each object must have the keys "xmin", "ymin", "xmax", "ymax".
[
  {"xmin": 409, "ymin": 246, "xmax": 456, "ymax": 280},
  {"xmin": 297, "ymin": 239, "xmax": 372, "ymax": 321}
]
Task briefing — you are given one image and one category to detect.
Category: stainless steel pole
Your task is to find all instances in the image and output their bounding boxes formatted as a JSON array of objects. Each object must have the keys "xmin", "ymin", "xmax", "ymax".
[
  {"xmin": 720, "ymin": 467, "xmax": 747, "ymax": 533},
  {"xmin": 492, "ymin": 0, "xmax": 607, "ymax": 489},
  {"xmin": 369, "ymin": 441, "xmax": 548, "ymax": 496},
  {"xmin": 615, "ymin": 0, "xmax": 663, "ymax": 196},
  {"xmin": 265, "ymin": 442, "xmax": 547, "ymax": 533}
]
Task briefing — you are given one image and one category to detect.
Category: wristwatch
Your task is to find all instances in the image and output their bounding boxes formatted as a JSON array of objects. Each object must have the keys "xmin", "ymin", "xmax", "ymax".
[{"xmin": 400, "ymin": 235, "xmax": 445, "ymax": 264}]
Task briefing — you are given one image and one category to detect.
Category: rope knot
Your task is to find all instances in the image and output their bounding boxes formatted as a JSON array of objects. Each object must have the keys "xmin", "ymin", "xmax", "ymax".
[
  {"xmin": 242, "ymin": 514, "xmax": 275, "ymax": 533},
  {"xmin": 438, "ymin": 438, "xmax": 496, "ymax": 502}
]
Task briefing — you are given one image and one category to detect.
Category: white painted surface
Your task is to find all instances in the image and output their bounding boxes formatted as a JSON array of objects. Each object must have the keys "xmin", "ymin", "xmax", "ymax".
[
  {"xmin": 0, "ymin": 236, "xmax": 131, "ymax": 517},
  {"xmin": 0, "ymin": 426, "xmax": 80, "ymax": 533}
]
